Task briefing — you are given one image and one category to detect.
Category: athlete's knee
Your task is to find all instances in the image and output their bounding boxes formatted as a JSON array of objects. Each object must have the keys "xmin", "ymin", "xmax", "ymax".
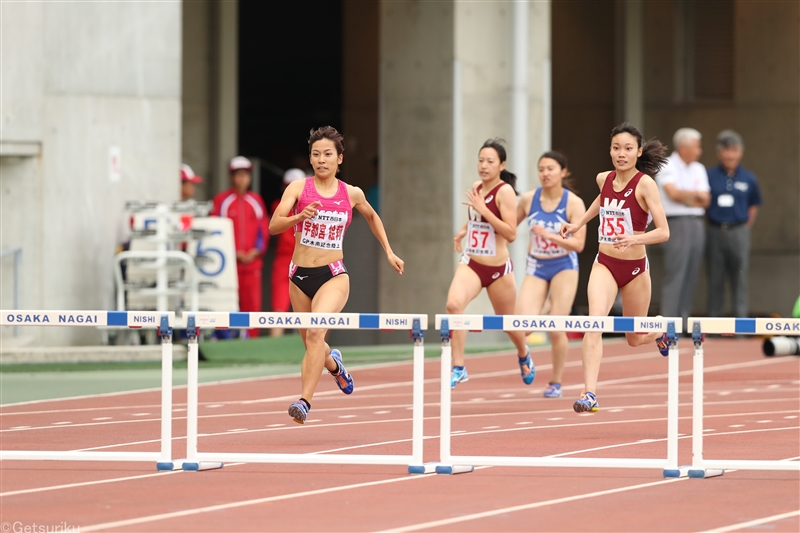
[
  {"xmin": 305, "ymin": 329, "xmax": 326, "ymax": 346},
  {"xmin": 625, "ymin": 333, "xmax": 645, "ymax": 347},
  {"xmin": 445, "ymin": 298, "xmax": 466, "ymax": 314}
]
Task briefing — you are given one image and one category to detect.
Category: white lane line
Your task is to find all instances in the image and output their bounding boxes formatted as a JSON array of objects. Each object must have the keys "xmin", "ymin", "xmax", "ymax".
[
  {"xmin": 338, "ymin": 415, "xmax": 357, "ymax": 419},
  {"xmin": 51, "ymin": 422, "xmax": 71, "ymax": 426},
  {"xmin": 206, "ymin": 404, "xmax": 224, "ymax": 409},
  {"xmin": 482, "ymin": 426, "xmax": 501, "ymax": 430},
  {"xmin": 10, "ymin": 426, "xmax": 30, "ymax": 429},
  {"xmin": 756, "ymin": 420, "xmax": 772, "ymax": 423},
  {"xmin": 226, "ymin": 428, "xmax": 248, "ymax": 432},
  {"xmin": 92, "ymin": 417, "xmax": 112, "ymax": 421},
  {"xmin": 131, "ymin": 413, "xmax": 151, "ymax": 417},
  {"xmin": 375, "ymin": 478, "xmax": 687, "ymax": 533},
  {"xmin": 499, "ymin": 394, "xmax": 515, "ymax": 398},
  {"xmin": 697, "ymin": 509, "xmax": 800, "ymax": 533},
  {"xmin": 546, "ymin": 418, "xmax": 563, "ymax": 421},
  {"xmin": 266, "ymin": 423, "xmax": 285, "ymax": 428},
  {"xmin": 729, "ymin": 424, "xmax": 744, "ymax": 428},
  {"xmin": 785, "ymin": 416, "xmax": 798, "ymax": 419},
  {"xmin": 374, "ymin": 411, "xmax": 390, "ymax": 414},
  {"xmin": 0, "ymin": 470, "xmax": 184, "ymax": 497}
]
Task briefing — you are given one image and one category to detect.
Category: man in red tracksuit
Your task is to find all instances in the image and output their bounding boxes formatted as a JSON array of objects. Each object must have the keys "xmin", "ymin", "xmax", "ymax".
[{"xmin": 212, "ymin": 156, "xmax": 268, "ymax": 338}]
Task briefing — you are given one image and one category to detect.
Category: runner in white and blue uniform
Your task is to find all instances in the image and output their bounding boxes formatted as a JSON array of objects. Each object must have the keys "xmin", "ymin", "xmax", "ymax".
[{"xmin": 515, "ymin": 151, "xmax": 587, "ymax": 398}]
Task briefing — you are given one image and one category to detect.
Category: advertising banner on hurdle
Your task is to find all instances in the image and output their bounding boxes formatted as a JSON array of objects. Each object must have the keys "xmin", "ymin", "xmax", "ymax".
[
  {"xmin": 433, "ymin": 314, "xmax": 683, "ymax": 476},
  {"xmin": 180, "ymin": 312, "xmax": 431, "ymax": 474},
  {"xmin": 682, "ymin": 317, "xmax": 800, "ymax": 479},
  {"xmin": 0, "ymin": 311, "xmax": 180, "ymax": 470}
]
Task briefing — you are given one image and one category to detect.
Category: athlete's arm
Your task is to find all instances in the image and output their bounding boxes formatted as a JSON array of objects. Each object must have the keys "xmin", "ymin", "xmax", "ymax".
[
  {"xmin": 268, "ymin": 180, "xmax": 316, "ymax": 235},
  {"xmin": 559, "ymin": 173, "xmax": 605, "ymax": 238},
  {"xmin": 453, "ymin": 222, "xmax": 468, "ymax": 253},
  {"xmin": 543, "ymin": 192, "xmax": 587, "ymax": 253},
  {"xmin": 464, "ymin": 183, "xmax": 517, "ymax": 242},
  {"xmin": 350, "ymin": 185, "xmax": 404, "ymax": 275},
  {"xmin": 516, "ymin": 191, "xmax": 534, "ymax": 228},
  {"xmin": 612, "ymin": 175, "xmax": 670, "ymax": 250}
]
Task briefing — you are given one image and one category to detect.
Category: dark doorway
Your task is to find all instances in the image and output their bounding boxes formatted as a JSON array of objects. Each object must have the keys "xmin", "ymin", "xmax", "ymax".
[{"xmin": 239, "ymin": 0, "xmax": 343, "ymax": 209}]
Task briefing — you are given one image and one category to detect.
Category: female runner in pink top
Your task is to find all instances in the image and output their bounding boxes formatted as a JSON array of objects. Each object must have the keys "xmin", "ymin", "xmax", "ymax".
[
  {"xmin": 560, "ymin": 122, "xmax": 670, "ymax": 413},
  {"xmin": 269, "ymin": 126, "xmax": 404, "ymax": 424}
]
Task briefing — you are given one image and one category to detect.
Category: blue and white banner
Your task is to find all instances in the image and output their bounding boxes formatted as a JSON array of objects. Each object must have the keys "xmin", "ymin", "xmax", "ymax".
[
  {"xmin": 435, "ymin": 314, "xmax": 682, "ymax": 333},
  {"xmin": 186, "ymin": 312, "xmax": 428, "ymax": 331},
  {"xmin": 689, "ymin": 317, "xmax": 800, "ymax": 335},
  {"xmin": 0, "ymin": 311, "xmax": 175, "ymax": 327}
]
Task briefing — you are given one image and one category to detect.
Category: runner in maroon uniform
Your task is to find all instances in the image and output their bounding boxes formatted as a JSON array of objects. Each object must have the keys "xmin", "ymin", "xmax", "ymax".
[
  {"xmin": 269, "ymin": 126, "xmax": 404, "ymax": 424},
  {"xmin": 446, "ymin": 139, "xmax": 533, "ymax": 389},
  {"xmin": 560, "ymin": 122, "xmax": 670, "ymax": 413}
]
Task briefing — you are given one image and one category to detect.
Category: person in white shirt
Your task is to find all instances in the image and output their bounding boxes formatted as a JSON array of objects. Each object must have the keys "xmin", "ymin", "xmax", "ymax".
[{"xmin": 655, "ymin": 128, "xmax": 711, "ymax": 330}]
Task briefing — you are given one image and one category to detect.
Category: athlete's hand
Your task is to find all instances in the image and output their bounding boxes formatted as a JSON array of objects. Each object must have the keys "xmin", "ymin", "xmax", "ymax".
[
  {"xmin": 387, "ymin": 252, "xmax": 404, "ymax": 275},
  {"xmin": 298, "ymin": 201, "xmax": 322, "ymax": 221},
  {"xmin": 462, "ymin": 187, "xmax": 488, "ymax": 217},
  {"xmin": 612, "ymin": 233, "xmax": 637, "ymax": 252},
  {"xmin": 531, "ymin": 225, "xmax": 549, "ymax": 238},
  {"xmin": 453, "ymin": 228, "xmax": 467, "ymax": 253},
  {"xmin": 559, "ymin": 223, "xmax": 577, "ymax": 239}
]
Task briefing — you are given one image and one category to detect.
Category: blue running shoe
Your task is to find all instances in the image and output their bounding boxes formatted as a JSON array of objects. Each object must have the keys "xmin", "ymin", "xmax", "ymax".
[
  {"xmin": 573, "ymin": 391, "xmax": 599, "ymax": 413},
  {"xmin": 519, "ymin": 349, "xmax": 535, "ymax": 385},
  {"xmin": 543, "ymin": 382, "xmax": 562, "ymax": 398},
  {"xmin": 329, "ymin": 349, "xmax": 354, "ymax": 394},
  {"xmin": 288, "ymin": 400, "xmax": 309, "ymax": 424},
  {"xmin": 450, "ymin": 366, "xmax": 469, "ymax": 389},
  {"xmin": 656, "ymin": 333, "xmax": 669, "ymax": 357}
]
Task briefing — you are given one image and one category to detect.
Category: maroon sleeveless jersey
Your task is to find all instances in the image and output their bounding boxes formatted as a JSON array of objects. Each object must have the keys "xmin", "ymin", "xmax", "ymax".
[{"xmin": 598, "ymin": 171, "xmax": 649, "ymax": 244}]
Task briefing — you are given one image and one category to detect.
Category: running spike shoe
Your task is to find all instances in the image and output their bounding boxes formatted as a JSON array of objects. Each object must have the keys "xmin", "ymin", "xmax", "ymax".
[
  {"xmin": 329, "ymin": 349, "xmax": 354, "ymax": 394},
  {"xmin": 573, "ymin": 390, "xmax": 599, "ymax": 413},
  {"xmin": 450, "ymin": 366, "xmax": 469, "ymax": 389},
  {"xmin": 656, "ymin": 333, "xmax": 670, "ymax": 357},
  {"xmin": 288, "ymin": 400, "xmax": 309, "ymax": 424},
  {"xmin": 519, "ymin": 349, "xmax": 535, "ymax": 385},
  {"xmin": 543, "ymin": 382, "xmax": 562, "ymax": 398}
]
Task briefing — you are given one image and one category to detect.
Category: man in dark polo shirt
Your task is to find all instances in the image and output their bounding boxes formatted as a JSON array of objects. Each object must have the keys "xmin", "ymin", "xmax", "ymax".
[{"xmin": 706, "ymin": 130, "xmax": 762, "ymax": 318}]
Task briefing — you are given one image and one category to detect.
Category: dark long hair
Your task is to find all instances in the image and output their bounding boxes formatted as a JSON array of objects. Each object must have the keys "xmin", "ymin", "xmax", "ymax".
[
  {"xmin": 308, "ymin": 126, "xmax": 345, "ymax": 155},
  {"xmin": 480, "ymin": 138, "xmax": 517, "ymax": 193},
  {"xmin": 609, "ymin": 122, "xmax": 668, "ymax": 176},
  {"xmin": 539, "ymin": 150, "xmax": 577, "ymax": 193}
]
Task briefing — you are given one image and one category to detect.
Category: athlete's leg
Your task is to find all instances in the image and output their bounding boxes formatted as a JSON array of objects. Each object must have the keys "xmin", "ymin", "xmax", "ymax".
[
  {"xmin": 582, "ymin": 263, "xmax": 618, "ymax": 393},
  {"xmin": 620, "ymin": 272, "xmax": 662, "ymax": 346},
  {"xmin": 515, "ymin": 275, "xmax": 549, "ymax": 317},
  {"xmin": 547, "ymin": 269, "xmax": 579, "ymax": 384},
  {"xmin": 291, "ymin": 275, "xmax": 350, "ymax": 403},
  {"xmin": 487, "ymin": 273, "xmax": 528, "ymax": 359},
  {"xmin": 445, "ymin": 264, "xmax": 483, "ymax": 367}
]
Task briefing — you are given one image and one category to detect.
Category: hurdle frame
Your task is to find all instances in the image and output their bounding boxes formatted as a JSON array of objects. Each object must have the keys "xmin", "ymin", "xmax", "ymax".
[
  {"xmin": 0, "ymin": 311, "xmax": 180, "ymax": 470},
  {"xmin": 180, "ymin": 311, "xmax": 432, "ymax": 474},
  {"xmin": 683, "ymin": 317, "xmax": 800, "ymax": 479},
  {"xmin": 432, "ymin": 314, "xmax": 684, "ymax": 476}
]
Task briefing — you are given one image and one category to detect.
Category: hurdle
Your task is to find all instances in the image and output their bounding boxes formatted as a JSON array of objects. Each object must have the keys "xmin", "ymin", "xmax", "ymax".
[
  {"xmin": 0, "ymin": 311, "xmax": 180, "ymax": 470},
  {"xmin": 433, "ymin": 314, "xmax": 684, "ymax": 476},
  {"xmin": 180, "ymin": 311, "xmax": 431, "ymax": 473},
  {"xmin": 682, "ymin": 317, "xmax": 800, "ymax": 479}
]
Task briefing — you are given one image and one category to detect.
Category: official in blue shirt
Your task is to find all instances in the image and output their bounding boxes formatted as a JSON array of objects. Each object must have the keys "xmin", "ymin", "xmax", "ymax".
[{"xmin": 705, "ymin": 130, "xmax": 762, "ymax": 318}]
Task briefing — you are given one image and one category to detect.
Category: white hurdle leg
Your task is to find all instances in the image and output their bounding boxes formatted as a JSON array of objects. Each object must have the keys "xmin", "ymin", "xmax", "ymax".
[
  {"xmin": 156, "ymin": 315, "xmax": 176, "ymax": 471},
  {"xmin": 182, "ymin": 315, "xmax": 223, "ymax": 472},
  {"xmin": 408, "ymin": 319, "xmax": 435, "ymax": 474},
  {"xmin": 663, "ymin": 321, "xmax": 686, "ymax": 477},
  {"xmin": 435, "ymin": 319, "xmax": 473, "ymax": 475},
  {"xmin": 688, "ymin": 323, "xmax": 723, "ymax": 479}
]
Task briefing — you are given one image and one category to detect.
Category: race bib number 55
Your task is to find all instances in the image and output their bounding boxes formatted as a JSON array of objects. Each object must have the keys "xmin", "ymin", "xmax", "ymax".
[
  {"xmin": 598, "ymin": 207, "xmax": 633, "ymax": 244},
  {"xmin": 465, "ymin": 220, "xmax": 496, "ymax": 256}
]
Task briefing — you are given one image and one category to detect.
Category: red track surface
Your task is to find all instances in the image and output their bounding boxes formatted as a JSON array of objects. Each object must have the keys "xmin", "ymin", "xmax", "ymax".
[{"xmin": 1, "ymin": 338, "xmax": 798, "ymax": 532}]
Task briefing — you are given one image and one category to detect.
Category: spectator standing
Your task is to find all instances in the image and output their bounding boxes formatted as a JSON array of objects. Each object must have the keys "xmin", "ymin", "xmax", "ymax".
[
  {"xmin": 212, "ymin": 156, "xmax": 269, "ymax": 338},
  {"xmin": 180, "ymin": 164, "xmax": 202, "ymax": 201},
  {"xmin": 656, "ymin": 128, "xmax": 710, "ymax": 329},
  {"xmin": 705, "ymin": 130, "xmax": 762, "ymax": 318},
  {"xmin": 269, "ymin": 168, "xmax": 307, "ymax": 337}
]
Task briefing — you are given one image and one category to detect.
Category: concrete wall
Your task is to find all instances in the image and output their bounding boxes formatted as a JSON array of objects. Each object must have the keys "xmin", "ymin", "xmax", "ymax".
[
  {"xmin": 642, "ymin": 0, "xmax": 800, "ymax": 316},
  {"xmin": 1, "ymin": 2, "xmax": 182, "ymax": 345}
]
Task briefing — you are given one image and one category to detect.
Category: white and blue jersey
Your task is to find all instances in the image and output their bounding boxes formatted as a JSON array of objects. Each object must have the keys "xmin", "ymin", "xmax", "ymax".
[{"xmin": 526, "ymin": 188, "xmax": 579, "ymax": 281}]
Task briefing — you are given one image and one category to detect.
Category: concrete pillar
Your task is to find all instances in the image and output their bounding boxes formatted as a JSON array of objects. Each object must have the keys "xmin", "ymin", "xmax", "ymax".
[
  {"xmin": 616, "ymin": 0, "xmax": 643, "ymax": 128},
  {"xmin": 209, "ymin": 0, "xmax": 238, "ymax": 194},
  {"xmin": 379, "ymin": 0, "xmax": 551, "ymax": 322}
]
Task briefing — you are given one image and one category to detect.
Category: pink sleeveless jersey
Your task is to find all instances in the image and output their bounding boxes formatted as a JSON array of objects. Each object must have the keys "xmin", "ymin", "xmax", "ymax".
[{"xmin": 294, "ymin": 178, "xmax": 352, "ymax": 251}]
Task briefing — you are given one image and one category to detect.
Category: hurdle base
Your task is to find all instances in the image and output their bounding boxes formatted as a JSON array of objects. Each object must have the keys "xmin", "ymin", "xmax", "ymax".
[
  {"xmin": 156, "ymin": 461, "xmax": 180, "ymax": 471},
  {"xmin": 408, "ymin": 464, "xmax": 438, "ymax": 475},
  {"xmin": 688, "ymin": 468, "xmax": 724, "ymax": 479},
  {"xmin": 434, "ymin": 464, "xmax": 474, "ymax": 475},
  {"xmin": 181, "ymin": 460, "xmax": 225, "ymax": 472},
  {"xmin": 663, "ymin": 466, "xmax": 690, "ymax": 478}
]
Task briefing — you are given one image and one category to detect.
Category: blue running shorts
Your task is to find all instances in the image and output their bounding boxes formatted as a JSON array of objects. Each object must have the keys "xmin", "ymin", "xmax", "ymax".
[{"xmin": 525, "ymin": 253, "xmax": 578, "ymax": 282}]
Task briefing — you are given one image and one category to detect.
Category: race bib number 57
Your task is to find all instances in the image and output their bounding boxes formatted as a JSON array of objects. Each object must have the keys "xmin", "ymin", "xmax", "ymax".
[
  {"xmin": 465, "ymin": 220, "xmax": 496, "ymax": 256},
  {"xmin": 598, "ymin": 207, "xmax": 633, "ymax": 244}
]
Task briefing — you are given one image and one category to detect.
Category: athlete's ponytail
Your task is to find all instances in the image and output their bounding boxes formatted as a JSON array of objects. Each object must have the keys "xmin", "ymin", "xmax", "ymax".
[
  {"xmin": 480, "ymin": 138, "xmax": 518, "ymax": 194},
  {"xmin": 609, "ymin": 122, "xmax": 668, "ymax": 177}
]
